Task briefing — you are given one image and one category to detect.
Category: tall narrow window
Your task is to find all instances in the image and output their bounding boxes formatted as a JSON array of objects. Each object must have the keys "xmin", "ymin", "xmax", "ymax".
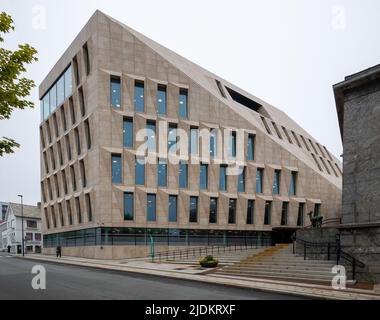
[
  {"xmin": 158, "ymin": 159, "xmax": 167, "ymax": 187},
  {"xmin": 190, "ymin": 127, "xmax": 199, "ymax": 155},
  {"xmin": 41, "ymin": 182, "xmax": 46, "ymax": 203},
  {"xmin": 40, "ymin": 127, "xmax": 46, "ymax": 149},
  {"xmin": 123, "ymin": 118, "xmax": 133, "ymax": 148},
  {"xmin": 247, "ymin": 134, "xmax": 255, "ymax": 161},
  {"xmin": 43, "ymin": 152, "xmax": 49, "ymax": 173},
  {"xmin": 219, "ymin": 165, "xmax": 227, "ymax": 192},
  {"xmin": 53, "ymin": 113, "xmax": 59, "ymax": 138},
  {"xmin": 46, "ymin": 120, "xmax": 52, "ymax": 143},
  {"xmin": 85, "ymin": 193, "xmax": 92, "ymax": 222},
  {"xmin": 228, "ymin": 199, "xmax": 237, "ymax": 224},
  {"xmin": 83, "ymin": 43, "xmax": 90, "ymax": 76},
  {"xmin": 62, "ymin": 170, "xmax": 68, "ymax": 194},
  {"xmin": 189, "ymin": 197, "xmax": 198, "ymax": 223},
  {"xmin": 210, "ymin": 129, "xmax": 217, "ymax": 158},
  {"xmin": 110, "ymin": 76, "xmax": 121, "ymax": 107},
  {"xmin": 261, "ymin": 116, "xmax": 272, "ymax": 135},
  {"xmin": 47, "ymin": 179, "xmax": 53, "ymax": 201},
  {"xmin": 75, "ymin": 127, "xmax": 81, "ymax": 155},
  {"xmin": 200, "ymin": 163, "xmax": 208, "ymax": 190},
  {"xmin": 135, "ymin": 158, "xmax": 145, "ymax": 185},
  {"xmin": 179, "ymin": 88, "xmax": 188, "ymax": 118},
  {"xmin": 289, "ymin": 171, "xmax": 297, "ymax": 196},
  {"xmin": 44, "ymin": 208, "xmax": 50, "ymax": 229},
  {"xmin": 147, "ymin": 194, "xmax": 156, "ymax": 222},
  {"xmin": 300, "ymin": 135, "xmax": 310, "ymax": 151},
  {"xmin": 66, "ymin": 200, "xmax": 73, "ymax": 225},
  {"xmin": 84, "ymin": 119, "xmax": 91, "ymax": 150},
  {"xmin": 58, "ymin": 141, "xmax": 63, "ymax": 166},
  {"xmin": 238, "ymin": 167, "xmax": 246, "ymax": 193},
  {"xmin": 179, "ymin": 163, "xmax": 188, "ymax": 189},
  {"xmin": 50, "ymin": 84, "xmax": 57, "ymax": 113},
  {"xmin": 51, "ymin": 206, "xmax": 57, "ymax": 228},
  {"xmin": 111, "ymin": 154, "xmax": 122, "ymax": 184},
  {"xmin": 297, "ymin": 203, "xmax": 305, "ymax": 226},
  {"xmin": 247, "ymin": 200, "xmax": 255, "ymax": 225},
  {"xmin": 54, "ymin": 174, "xmax": 60, "ymax": 198},
  {"xmin": 169, "ymin": 195, "xmax": 177, "ymax": 222},
  {"xmin": 73, "ymin": 56, "xmax": 80, "ymax": 86},
  {"xmin": 230, "ymin": 131, "xmax": 237, "ymax": 158},
  {"xmin": 256, "ymin": 168, "xmax": 264, "ymax": 193},
  {"xmin": 50, "ymin": 147, "xmax": 56, "ymax": 171},
  {"xmin": 71, "ymin": 165, "xmax": 77, "ymax": 192},
  {"xmin": 273, "ymin": 170, "xmax": 281, "ymax": 195},
  {"xmin": 147, "ymin": 121, "xmax": 156, "ymax": 152},
  {"xmin": 69, "ymin": 97, "xmax": 76, "ymax": 125},
  {"xmin": 282, "ymin": 126, "xmax": 293, "ymax": 144},
  {"xmin": 64, "ymin": 65, "xmax": 73, "ymax": 99},
  {"xmin": 157, "ymin": 84, "xmax": 167, "ymax": 115},
  {"xmin": 292, "ymin": 131, "xmax": 301, "ymax": 148},
  {"xmin": 75, "ymin": 197, "xmax": 82, "ymax": 224},
  {"xmin": 61, "ymin": 108, "xmax": 67, "ymax": 132},
  {"xmin": 168, "ymin": 124, "xmax": 177, "ymax": 154},
  {"xmin": 209, "ymin": 198, "xmax": 218, "ymax": 224},
  {"xmin": 65, "ymin": 135, "xmax": 72, "ymax": 161},
  {"xmin": 124, "ymin": 192, "xmax": 134, "ymax": 221},
  {"xmin": 314, "ymin": 204, "xmax": 321, "ymax": 217},
  {"xmin": 264, "ymin": 201, "xmax": 272, "ymax": 225},
  {"xmin": 79, "ymin": 87, "xmax": 86, "ymax": 116},
  {"xmin": 272, "ymin": 122, "xmax": 283, "ymax": 139},
  {"xmin": 134, "ymin": 80, "xmax": 144, "ymax": 112},
  {"xmin": 281, "ymin": 202, "xmax": 289, "ymax": 226},
  {"xmin": 80, "ymin": 160, "xmax": 87, "ymax": 188},
  {"xmin": 59, "ymin": 203, "xmax": 64, "ymax": 227}
]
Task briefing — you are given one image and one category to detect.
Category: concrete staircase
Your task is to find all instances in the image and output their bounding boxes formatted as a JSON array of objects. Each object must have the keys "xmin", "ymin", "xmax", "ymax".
[
  {"xmin": 158, "ymin": 247, "xmax": 269, "ymax": 266},
  {"xmin": 214, "ymin": 244, "xmax": 344, "ymax": 285}
]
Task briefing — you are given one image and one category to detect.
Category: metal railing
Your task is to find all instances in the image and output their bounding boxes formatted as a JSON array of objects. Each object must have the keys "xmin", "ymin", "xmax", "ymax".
[
  {"xmin": 153, "ymin": 241, "xmax": 271, "ymax": 263},
  {"xmin": 292, "ymin": 233, "xmax": 365, "ymax": 281},
  {"xmin": 301, "ymin": 218, "xmax": 342, "ymax": 230}
]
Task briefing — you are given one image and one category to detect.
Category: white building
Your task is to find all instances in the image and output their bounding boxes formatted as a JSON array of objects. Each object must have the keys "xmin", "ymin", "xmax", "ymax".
[
  {"xmin": 0, "ymin": 221, "xmax": 6, "ymax": 251},
  {"xmin": 1, "ymin": 202, "xmax": 42, "ymax": 254}
]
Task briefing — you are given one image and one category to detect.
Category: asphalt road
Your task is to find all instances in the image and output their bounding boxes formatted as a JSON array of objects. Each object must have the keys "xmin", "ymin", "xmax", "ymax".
[{"xmin": 0, "ymin": 252, "xmax": 302, "ymax": 300}]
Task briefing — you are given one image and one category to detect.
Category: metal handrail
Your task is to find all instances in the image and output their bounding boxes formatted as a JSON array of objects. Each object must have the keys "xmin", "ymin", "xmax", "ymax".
[
  {"xmin": 292, "ymin": 234, "xmax": 365, "ymax": 280},
  {"xmin": 300, "ymin": 218, "xmax": 342, "ymax": 230}
]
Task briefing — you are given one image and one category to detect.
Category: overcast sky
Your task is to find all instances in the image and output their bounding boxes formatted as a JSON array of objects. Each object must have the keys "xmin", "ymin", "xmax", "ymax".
[{"xmin": 1, "ymin": 0, "xmax": 380, "ymax": 205}]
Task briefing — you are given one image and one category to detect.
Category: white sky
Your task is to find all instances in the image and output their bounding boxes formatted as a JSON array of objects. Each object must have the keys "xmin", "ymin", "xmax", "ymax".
[{"xmin": 1, "ymin": 0, "xmax": 380, "ymax": 205}]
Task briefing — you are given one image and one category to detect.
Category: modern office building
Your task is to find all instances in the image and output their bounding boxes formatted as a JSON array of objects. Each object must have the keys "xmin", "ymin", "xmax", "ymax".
[{"xmin": 39, "ymin": 11, "xmax": 342, "ymax": 259}]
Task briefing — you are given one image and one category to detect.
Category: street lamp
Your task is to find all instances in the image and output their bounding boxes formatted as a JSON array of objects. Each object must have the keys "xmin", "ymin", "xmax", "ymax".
[{"xmin": 17, "ymin": 195, "xmax": 24, "ymax": 257}]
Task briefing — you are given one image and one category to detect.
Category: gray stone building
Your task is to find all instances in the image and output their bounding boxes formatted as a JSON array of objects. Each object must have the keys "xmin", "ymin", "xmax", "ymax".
[{"xmin": 39, "ymin": 11, "xmax": 342, "ymax": 259}]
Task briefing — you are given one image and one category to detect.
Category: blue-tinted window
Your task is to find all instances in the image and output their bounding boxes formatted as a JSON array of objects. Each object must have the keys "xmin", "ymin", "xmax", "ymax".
[
  {"xmin": 57, "ymin": 76, "xmax": 65, "ymax": 107},
  {"xmin": 200, "ymin": 164, "xmax": 208, "ymax": 190},
  {"xmin": 147, "ymin": 121, "xmax": 156, "ymax": 152},
  {"xmin": 273, "ymin": 170, "xmax": 281, "ymax": 195},
  {"xmin": 289, "ymin": 171, "xmax": 297, "ymax": 196},
  {"xmin": 147, "ymin": 194, "xmax": 156, "ymax": 222},
  {"xmin": 49, "ymin": 84, "xmax": 57, "ymax": 112},
  {"xmin": 64, "ymin": 66, "xmax": 72, "ymax": 99},
  {"xmin": 135, "ymin": 158, "xmax": 145, "ymax": 185},
  {"xmin": 238, "ymin": 167, "xmax": 246, "ymax": 193},
  {"xmin": 179, "ymin": 88, "xmax": 188, "ymax": 118},
  {"xmin": 110, "ymin": 77, "xmax": 121, "ymax": 107},
  {"xmin": 264, "ymin": 201, "xmax": 272, "ymax": 225},
  {"xmin": 230, "ymin": 131, "xmax": 237, "ymax": 158},
  {"xmin": 281, "ymin": 202, "xmax": 289, "ymax": 226},
  {"xmin": 247, "ymin": 200, "xmax": 255, "ymax": 225},
  {"xmin": 168, "ymin": 195, "xmax": 177, "ymax": 222},
  {"xmin": 219, "ymin": 166, "xmax": 227, "ymax": 191},
  {"xmin": 256, "ymin": 168, "xmax": 263, "ymax": 193},
  {"xmin": 247, "ymin": 134, "xmax": 255, "ymax": 161},
  {"xmin": 123, "ymin": 118, "xmax": 133, "ymax": 148},
  {"xmin": 228, "ymin": 199, "xmax": 237, "ymax": 224},
  {"xmin": 190, "ymin": 128, "xmax": 198, "ymax": 155},
  {"xmin": 158, "ymin": 159, "xmax": 167, "ymax": 187},
  {"xmin": 179, "ymin": 163, "xmax": 188, "ymax": 189},
  {"xmin": 209, "ymin": 198, "xmax": 218, "ymax": 224},
  {"xmin": 111, "ymin": 155, "xmax": 122, "ymax": 184},
  {"xmin": 168, "ymin": 124, "xmax": 177, "ymax": 154},
  {"xmin": 134, "ymin": 81, "xmax": 144, "ymax": 112},
  {"xmin": 124, "ymin": 193, "xmax": 134, "ymax": 221},
  {"xmin": 189, "ymin": 197, "xmax": 198, "ymax": 223},
  {"xmin": 42, "ymin": 94, "xmax": 50, "ymax": 120},
  {"xmin": 157, "ymin": 85, "xmax": 167, "ymax": 115},
  {"xmin": 210, "ymin": 130, "xmax": 217, "ymax": 158}
]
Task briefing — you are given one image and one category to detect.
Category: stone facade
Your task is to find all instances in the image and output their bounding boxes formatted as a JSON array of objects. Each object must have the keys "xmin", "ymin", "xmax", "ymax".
[{"xmin": 39, "ymin": 11, "xmax": 342, "ymax": 259}]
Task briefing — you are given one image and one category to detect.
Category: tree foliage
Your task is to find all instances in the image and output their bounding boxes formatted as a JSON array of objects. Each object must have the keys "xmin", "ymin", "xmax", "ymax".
[{"xmin": 0, "ymin": 11, "xmax": 38, "ymax": 156}]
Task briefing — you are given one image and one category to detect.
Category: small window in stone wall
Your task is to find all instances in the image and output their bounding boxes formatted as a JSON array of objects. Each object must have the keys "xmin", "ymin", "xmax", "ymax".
[
  {"xmin": 79, "ymin": 86, "xmax": 86, "ymax": 117},
  {"xmin": 83, "ymin": 42, "xmax": 90, "ymax": 76}
]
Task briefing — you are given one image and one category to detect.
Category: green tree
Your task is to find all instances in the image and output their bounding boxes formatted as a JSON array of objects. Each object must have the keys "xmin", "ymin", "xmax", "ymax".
[{"xmin": 0, "ymin": 11, "xmax": 38, "ymax": 156}]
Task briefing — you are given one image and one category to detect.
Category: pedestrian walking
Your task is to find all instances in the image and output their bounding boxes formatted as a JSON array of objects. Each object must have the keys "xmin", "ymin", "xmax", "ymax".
[{"xmin": 56, "ymin": 246, "xmax": 62, "ymax": 258}]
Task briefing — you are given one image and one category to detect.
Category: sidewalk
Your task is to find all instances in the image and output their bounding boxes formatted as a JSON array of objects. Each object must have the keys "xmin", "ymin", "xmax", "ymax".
[{"xmin": 18, "ymin": 254, "xmax": 380, "ymax": 300}]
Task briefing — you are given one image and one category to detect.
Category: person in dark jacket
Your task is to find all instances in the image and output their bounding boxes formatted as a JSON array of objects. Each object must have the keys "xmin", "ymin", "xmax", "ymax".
[{"xmin": 56, "ymin": 246, "xmax": 62, "ymax": 258}]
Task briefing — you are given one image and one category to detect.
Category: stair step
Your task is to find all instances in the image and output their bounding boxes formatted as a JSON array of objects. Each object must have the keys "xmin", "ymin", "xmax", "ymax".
[
  {"xmin": 216, "ymin": 270, "xmax": 335, "ymax": 281},
  {"xmin": 223, "ymin": 267, "xmax": 335, "ymax": 276}
]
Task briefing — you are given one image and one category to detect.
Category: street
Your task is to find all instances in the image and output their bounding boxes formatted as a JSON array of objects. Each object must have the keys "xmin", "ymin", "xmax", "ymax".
[{"xmin": 0, "ymin": 252, "xmax": 302, "ymax": 300}]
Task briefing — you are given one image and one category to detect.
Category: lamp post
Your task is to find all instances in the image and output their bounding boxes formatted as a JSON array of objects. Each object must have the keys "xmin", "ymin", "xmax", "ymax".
[{"xmin": 17, "ymin": 195, "xmax": 24, "ymax": 257}]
